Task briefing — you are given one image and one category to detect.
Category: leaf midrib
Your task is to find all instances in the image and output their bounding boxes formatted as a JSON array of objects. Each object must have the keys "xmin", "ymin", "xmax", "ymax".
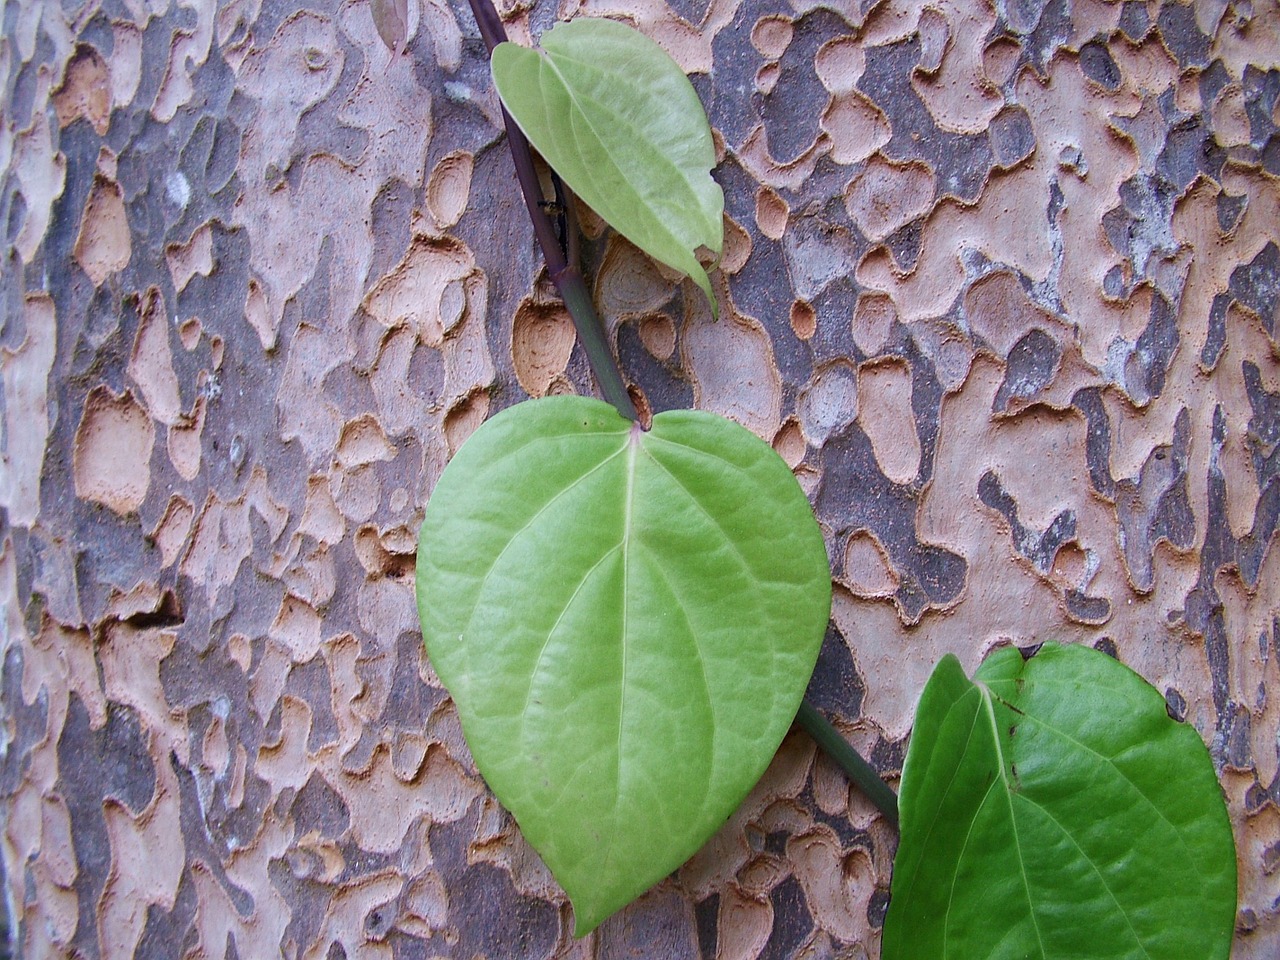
[
  {"xmin": 545, "ymin": 47, "xmax": 713, "ymax": 200},
  {"xmin": 964, "ymin": 687, "xmax": 1156, "ymax": 960},
  {"xmin": 617, "ymin": 428, "xmax": 637, "ymax": 788},
  {"xmin": 982, "ymin": 690, "xmax": 1047, "ymax": 959},
  {"xmin": 1015, "ymin": 790, "xmax": 1154, "ymax": 959}
]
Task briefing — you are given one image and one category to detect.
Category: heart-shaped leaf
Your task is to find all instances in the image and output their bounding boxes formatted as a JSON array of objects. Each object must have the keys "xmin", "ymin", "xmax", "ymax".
[
  {"xmin": 416, "ymin": 396, "xmax": 830, "ymax": 933},
  {"xmin": 884, "ymin": 642, "xmax": 1237, "ymax": 960},
  {"xmin": 491, "ymin": 19, "xmax": 724, "ymax": 314}
]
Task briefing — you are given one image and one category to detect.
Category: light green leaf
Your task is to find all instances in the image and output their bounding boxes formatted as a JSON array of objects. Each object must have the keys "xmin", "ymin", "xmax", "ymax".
[
  {"xmin": 416, "ymin": 396, "xmax": 830, "ymax": 934},
  {"xmin": 884, "ymin": 642, "xmax": 1237, "ymax": 960},
  {"xmin": 491, "ymin": 19, "xmax": 724, "ymax": 314}
]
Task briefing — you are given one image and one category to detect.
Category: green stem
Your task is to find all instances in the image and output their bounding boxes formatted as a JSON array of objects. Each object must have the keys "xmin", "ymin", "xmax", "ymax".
[
  {"xmin": 556, "ymin": 266, "xmax": 634, "ymax": 416},
  {"xmin": 796, "ymin": 700, "xmax": 899, "ymax": 827}
]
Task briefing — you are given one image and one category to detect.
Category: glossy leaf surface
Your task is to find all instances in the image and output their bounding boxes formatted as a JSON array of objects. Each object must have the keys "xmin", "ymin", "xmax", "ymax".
[
  {"xmin": 491, "ymin": 19, "xmax": 723, "ymax": 313},
  {"xmin": 884, "ymin": 642, "xmax": 1236, "ymax": 960},
  {"xmin": 416, "ymin": 396, "xmax": 830, "ymax": 933}
]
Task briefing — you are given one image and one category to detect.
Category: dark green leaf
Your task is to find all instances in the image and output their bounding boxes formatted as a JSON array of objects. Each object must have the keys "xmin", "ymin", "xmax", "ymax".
[{"xmin": 884, "ymin": 642, "xmax": 1236, "ymax": 960}]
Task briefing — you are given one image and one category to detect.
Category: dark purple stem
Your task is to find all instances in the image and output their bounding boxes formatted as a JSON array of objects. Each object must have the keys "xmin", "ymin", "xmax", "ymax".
[{"xmin": 467, "ymin": 0, "xmax": 636, "ymax": 421}]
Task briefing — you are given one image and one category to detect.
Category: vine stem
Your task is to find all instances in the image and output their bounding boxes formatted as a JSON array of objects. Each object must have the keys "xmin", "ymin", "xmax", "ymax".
[
  {"xmin": 465, "ymin": 0, "xmax": 897, "ymax": 827},
  {"xmin": 466, "ymin": 0, "xmax": 636, "ymax": 422},
  {"xmin": 796, "ymin": 700, "xmax": 899, "ymax": 827}
]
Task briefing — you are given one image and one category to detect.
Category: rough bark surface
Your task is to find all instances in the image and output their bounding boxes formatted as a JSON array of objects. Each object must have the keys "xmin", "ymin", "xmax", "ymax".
[{"xmin": 1, "ymin": 0, "xmax": 1277, "ymax": 957}]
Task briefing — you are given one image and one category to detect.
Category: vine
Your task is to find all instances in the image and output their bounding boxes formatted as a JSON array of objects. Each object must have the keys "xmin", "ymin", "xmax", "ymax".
[{"xmin": 389, "ymin": 5, "xmax": 1238, "ymax": 954}]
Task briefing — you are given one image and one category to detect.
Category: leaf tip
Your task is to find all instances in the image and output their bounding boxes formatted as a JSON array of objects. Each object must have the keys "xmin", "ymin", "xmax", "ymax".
[
  {"xmin": 690, "ymin": 265, "xmax": 719, "ymax": 320},
  {"xmin": 570, "ymin": 909, "xmax": 600, "ymax": 939},
  {"xmin": 371, "ymin": 0, "xmax": 409, "ymax": 54}
]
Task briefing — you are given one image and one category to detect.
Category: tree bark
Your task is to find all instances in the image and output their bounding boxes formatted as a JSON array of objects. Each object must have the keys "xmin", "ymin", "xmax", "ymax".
[{"xmin": 1, "ymin": 0, "xmax": 1276, "ymax": 957}]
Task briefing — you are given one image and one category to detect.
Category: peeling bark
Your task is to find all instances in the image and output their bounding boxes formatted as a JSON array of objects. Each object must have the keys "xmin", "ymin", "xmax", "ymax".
[{"xmin": 1, "ymin": 0, "xmax": 1277, "ymax": 956}]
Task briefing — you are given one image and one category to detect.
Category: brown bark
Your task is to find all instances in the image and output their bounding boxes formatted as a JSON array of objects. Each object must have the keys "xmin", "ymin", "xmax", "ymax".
[{"xmin": 1, "ymin": 0, "xmax": 1277, "ymax": 957}]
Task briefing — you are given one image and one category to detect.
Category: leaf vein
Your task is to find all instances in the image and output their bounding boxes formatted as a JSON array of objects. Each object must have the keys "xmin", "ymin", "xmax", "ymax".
[
  {"xmin": 944, "ymin": 775, "xmax": 1001, "ymax": 960},
  {"xmin": 633, "ymin": 539, "xmax": 718, "ymax": 799},
  {"xmin": 987, "ymin": 688, "xmax": 1197, "ymax": 862},
  {"xmin": 518, "ymin": 542, "xmax": 623, "ymax": 724},
  {"xmin": 455, "ymin": 444, "xmax": 627, "ymax": 692},
  {"xmin": 640, "ymin": 446, "xmax": 762, "ymax": 586},
  {"xmin": 1012, "ymin": 792, "xmax": 1155, "ymax": 959},
  {"xmin": 985, "ymin": 690, "xmax": 1047, "ymax": 958}
]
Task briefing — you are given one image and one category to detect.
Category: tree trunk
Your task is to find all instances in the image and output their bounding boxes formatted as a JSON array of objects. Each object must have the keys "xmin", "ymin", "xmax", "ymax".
[{"xmin": 1, "ymin": 0, "xmax": 1276, "ymax": 956}]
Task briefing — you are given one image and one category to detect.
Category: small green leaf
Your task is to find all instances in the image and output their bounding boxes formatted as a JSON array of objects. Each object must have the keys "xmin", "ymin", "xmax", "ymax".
[
  {"xmin": 417, "ymin": 396, "xmax": 830, "ymax": 934},
  {"xmin": 491, "ymin": 19, "xmax": 724, "ymax": 314},
  {"xmin": 884, "ymin": 642, "xmax": 1237, "ymax": 960}
]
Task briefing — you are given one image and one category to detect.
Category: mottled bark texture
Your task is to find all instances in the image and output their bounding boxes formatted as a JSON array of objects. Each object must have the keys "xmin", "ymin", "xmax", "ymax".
[{"xmin": 1, "ymin": 0, "xmax": 1277, "ymax": 957}]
